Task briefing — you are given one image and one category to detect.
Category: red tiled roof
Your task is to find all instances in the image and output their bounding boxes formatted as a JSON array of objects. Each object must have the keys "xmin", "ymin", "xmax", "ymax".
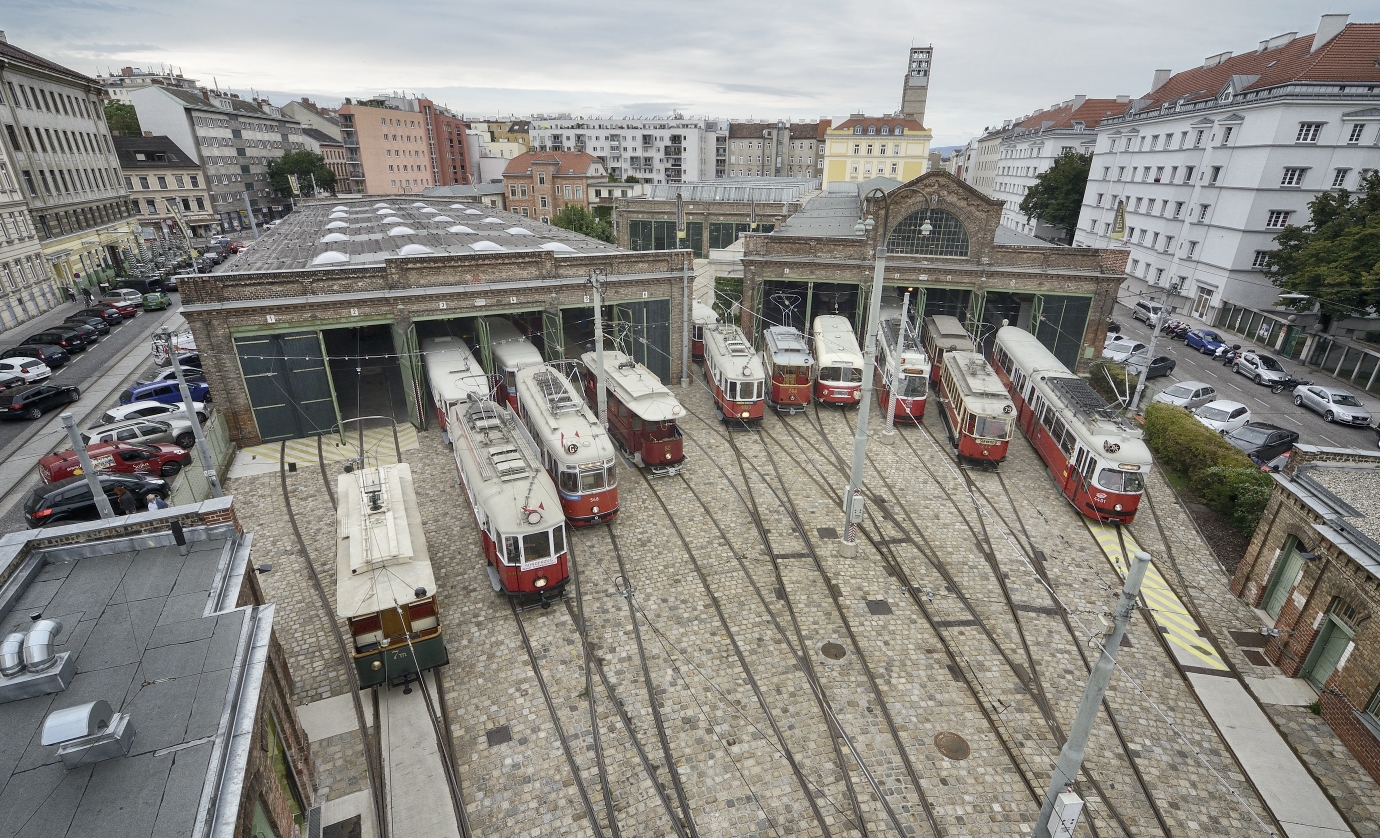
[
  {"xmin": 1016, "ymin": 98, "xmax": 1123, "ymax": 131},
  {"xmin": 1139, "ymin": 23, "xmax": 1380, "ymax": 109},
  {"xmin": 832, "ymin": 116, "xmax": 927, "ymax": 133},
  {"xmin": 504, "ymin": 150, "xmax": 602, "ymax": 176}
]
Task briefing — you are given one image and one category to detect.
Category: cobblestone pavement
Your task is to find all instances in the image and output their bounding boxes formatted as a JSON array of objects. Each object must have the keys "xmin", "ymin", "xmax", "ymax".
[{"xmin": 223, "ymin": 372, "xmax": 1369, "ymax": 838}]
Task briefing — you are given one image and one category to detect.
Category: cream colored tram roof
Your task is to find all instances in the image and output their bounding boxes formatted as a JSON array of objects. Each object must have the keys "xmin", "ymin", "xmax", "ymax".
[
  {"xmin": 484, "ymin": 317, "xmax": 545, "ymax": 371},
  {"xmin": 581, "ymin": 350, "xmax": 685, "ymax": 422},
  {"xmin": 944, "ymin": 351, "xmax": 1013, "ymax": 414},
  {"xmin": 692, "ymin": 300, "xmax": 720, "ymax": 326},
  {"xmin": 514, "ymin": 364, "xmax": 615, "ymax": 467},
  {"xmin": 448, "ymin": 398, "xmax": 564, "ymax": 535},
  {"xmin": 335, "ymin": 463, "xmax": 437, "ymax": 619},
  {"xmin": 763, "ymin": 326, "xmax": 814, "ymax": 367},
  {"xmin": 812, "ymin": 314, "xmax": 863, "ymax": 368},
  {"xmin": 879, "ymin": 317, "xmax": 928, "ymax": 372},
  {"xmin": 925, "ymin": 314, "xmax": 977, "ymax": 353},
  {"xmin": 702, "ymin": 323, "xmax": 765, "ymax": 379},
  {"xmin": 421, "ymin": 335, "xmax": 491, "ymax": 405}
]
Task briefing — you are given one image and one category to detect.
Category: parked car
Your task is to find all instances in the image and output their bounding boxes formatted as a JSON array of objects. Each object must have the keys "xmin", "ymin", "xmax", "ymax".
[
  {"xmin": 144, "ymin": 367, "xmax": 206, "ymax": 384},
  {"xmin": 117, "ymin": 277, "xmax": 164, "ymax": 294},
  {"xmin": 1293, "ymin": 385, "xmax": 1373, "ymax": 426},
  {"xmin": 120, "ymin": 379, "xmax": 211, "ymax": 406},
  {"xmin": 1225, "ymin": 422, "xmax": 1300, "ymax": 463},
  {"xmin": 23, "ymin": 473, "xmax": 169, "ymax": 528},
  {"xmin": 64, "ymin": 315, "xmax": 111, "ymax": 335},
  {"xmin": 104, "ymin": 287, "xmax": 147, "ymax": 304},
  {"xmin": 0, "ymin": 373, "xmax": 24, "ymax": 392},
  {"xmin": 0, "ymin": 357, "xmax": 51, "ymax": 383},
  {"xmin": 0, "ymin": 383, "xmax": 80, "ymax": 420},
  {"xmin": 1184, "ymin": 329, "xmax": 1227, "ymax": 354},
  {"xmin": 63, "ymin": 323, "xmax": 100, "ymax": 344},
  {"xmin": 1193, "ymin": 400, "xmax": 1252, "ymax": 434},
  {"xmin": 1, "ymin": 345, "xmax": 70, "ymax": 368},
  {"xmin": 97, "ymin": 297, "xmax": 139, "ymax": 317},
  {"xmin": 1102, "ymin": 339, "xmax": 1149, "ymax": 363},
  {"xmin": 1104, "ymin": 332, "xmax": 1140, "ymax": 350},
  {"xmin": 1131, "ymin": 300, "xmax": 1164, "ymax": 324},
  {"xmin": 163, "ymin": 273, "xmax": 183, "ymax": 290},
  {"xmin": 1233, "ymin": 350, "xmax": 1290, "ymax": 386},
  {"xmin": 75, "ymin": 306, "xmax": 124, "ymax": 324},
  {"xmin": 22, "ymin": 328, "xmax": 88, "ymax": 352},
  {"xmin": 1152, "ymin": 380, "xmax": 1217, "ymax": 410},
  {"xmin": 38, "ymin": 440, "xmax": 191, "ymax": 483},
  {"xmin": 81, "ymin": 416, "xmax": 197, "ymax": 449},
  {"xmin": 96, "ymin": 399, "xmax": 208, "ymax": 426},
  {"xmin": 1125, "ymin": 353, "xmax": 1176, "ymax": 379},
  {"xmin": 143, "ymin": 291, "xmax": 172, "ymax": 311}
]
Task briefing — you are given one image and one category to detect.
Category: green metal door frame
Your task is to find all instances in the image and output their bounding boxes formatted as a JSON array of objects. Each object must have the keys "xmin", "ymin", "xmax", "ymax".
[
  {"xmin": 392, "ymin": 322, "xmax": 424, "ymax": 430},
  {"xmin": 542, "ymin": 307, "xmax": 565, "ymax": 361},
  {"xmin": 1302, "ymin": 614, "xmax": 1354, "ymax": 689},
  {"xmin": 475, "ymin": 317, "xmax": 493, "ymax": 374},
  {"xmin": 966, "ymin": 288, "xmax": 987, "ymax": 338},
  {"xmin": 1263, "ymin": 538, "xmax": 1304, "ymax": 619}
]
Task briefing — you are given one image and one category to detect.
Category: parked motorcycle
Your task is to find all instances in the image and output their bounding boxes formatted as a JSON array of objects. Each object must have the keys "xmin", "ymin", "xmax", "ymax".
[
  {"xmin": 1168, "ymin": 323, "xmax": 1190, "ymax": 340},
  {"xmin": 1160, "ymin": 318, "xmax": 1182, "ymax": 334},
  {"xmin": 1270, "ymin": 375, "xmax": 1314, "ymax": 395},
  {"xmin": 1107, "ymin": 318, "xmax": 1121, "ymax": 335},
  {"xmin": 1222, "ymin": 345, "xmax": 1243, "ymax": 366}
]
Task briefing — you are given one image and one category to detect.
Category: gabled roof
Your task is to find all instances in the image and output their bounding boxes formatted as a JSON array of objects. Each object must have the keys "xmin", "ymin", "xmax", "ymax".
[
  {"xmin": 112, "ymin": 135, "xmax": 197, "ymax": 169},
  {"xmin": 148, "ymin": 86, "xmax": 283, "ymax": 120},
  {"xmin": 302, "ymin": 127, "xmax": 342, "ymax": 146},
  {"xmin": 1016, "ymin": 98, "xmax": 1124, "ymax": 132},
  {"xmin": 503, "ymin": 150, "xmax": 603, "ymax": 176},
  {"xmin": 0, "ymin": 40, "xmax": 95, "ymax": 85},
  {"xmin": 1136, "ymin": 22, "xmax": 1380, "ymax": 110},
  {"xmin": 831, "ymin": 115, "xmax": 927, "ymax": 134}
]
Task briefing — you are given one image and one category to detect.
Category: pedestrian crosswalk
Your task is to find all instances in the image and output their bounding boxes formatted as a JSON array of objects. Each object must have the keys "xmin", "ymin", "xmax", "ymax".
[{"xmin": 1086, "ymin": 519, "xmax": 1230, "ymax": 671}]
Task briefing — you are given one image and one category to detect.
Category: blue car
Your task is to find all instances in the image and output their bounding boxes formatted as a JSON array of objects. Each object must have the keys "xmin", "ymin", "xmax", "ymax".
[
  {"xmin": 120, "ymin": 379, "xmax": 210, "ymax": 406},
  {"xmin": 1185, "ymin": 329, "xmax": 1227, "ymax": 354}
]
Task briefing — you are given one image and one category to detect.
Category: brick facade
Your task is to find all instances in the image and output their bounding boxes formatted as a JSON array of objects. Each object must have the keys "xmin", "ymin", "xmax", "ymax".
[
  {"xmin": 503, "ymin": 150, "xmax": 604, "ymax": 222},
  {"xmin": 1231, "ymin": 448, "xmax": 1380, "ymax": 783}
]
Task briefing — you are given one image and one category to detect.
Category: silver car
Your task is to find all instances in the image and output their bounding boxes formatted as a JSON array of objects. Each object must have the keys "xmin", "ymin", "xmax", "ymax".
[
  {"xmin": 81, "ymin": 416, "xmax": 198, "ymax": 448},
  {"xmin": 1152, "ymin": 380, "xmax": 1217, "ymax": 410},
  {"xmin": 1233, "ymin": 350, "xmax": 1289, "ymax": 386},
  {"xmin": 1294, "ymin": 385, "xmax": 1372, "ymax": 425}
]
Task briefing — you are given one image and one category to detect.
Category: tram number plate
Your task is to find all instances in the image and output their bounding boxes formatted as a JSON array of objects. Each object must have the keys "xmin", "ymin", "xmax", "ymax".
[{"xmin": 524, "ymin": 556, "xmax": 558, "ymax": 570}]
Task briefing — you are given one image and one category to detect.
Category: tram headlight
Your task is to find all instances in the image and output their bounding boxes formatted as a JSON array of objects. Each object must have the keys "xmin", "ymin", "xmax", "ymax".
[
  {"xmin": 534, "ymin": 576, "xmax": 549, "ymax": 588},
  {"xmin": 1114, "ymin": 503, "xmax": 1124, "ymax": 512},
  {"xmin": 741, "ymin": 410, "xmax": 750, "ymax": 418},
  {"xmin": 592, "ymin": 506, "xmax": 600, "ymax": 514},
  {"xmin": 371, "ymin": 661, "xmax": 382, "ymax": 671},
  {"xmin": 665, "ymin": 452, "xmax": 672, "ymax": 460}
]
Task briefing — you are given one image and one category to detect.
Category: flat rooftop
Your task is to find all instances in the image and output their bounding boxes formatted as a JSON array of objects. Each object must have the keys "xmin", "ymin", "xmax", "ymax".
[
  {"xmin": 229, "ymin": 198, "xmax": 624, "ymax": 273},
  {"xmin": 1305, "ymin": 462, "xmax": 1380, "ymax": 549}
]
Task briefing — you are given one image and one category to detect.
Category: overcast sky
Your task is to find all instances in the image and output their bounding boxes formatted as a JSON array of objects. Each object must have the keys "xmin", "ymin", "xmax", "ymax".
[{"xmin": 5, "ymin": 0, "xmax": 1357, "ymax": 147}]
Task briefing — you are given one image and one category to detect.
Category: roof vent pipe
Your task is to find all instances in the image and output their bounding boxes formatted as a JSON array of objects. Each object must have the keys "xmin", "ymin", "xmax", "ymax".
[
  {"xmin": 0, "ymin": 633, "xmax": 25, "ymax": 677},
  {"xmin": 23, "ymin": 619, "xmax": 63, "ymax": 672}
]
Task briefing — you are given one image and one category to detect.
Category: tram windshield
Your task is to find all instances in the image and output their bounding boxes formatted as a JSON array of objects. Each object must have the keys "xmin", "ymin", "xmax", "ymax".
[
  {"xmin": 897, "ymin": 373, "xmax": 928, "ymax": 398},
  {"xmin": 819, "ymin": 366, "xmax": 863, "ymax": 384},
  {"xmin": 773, "ymin": 364, "xmax": 809, "ymax": 384},
  {"xmin": 1097, "ymin": 468, "xmax": 1145, "ymax": 494},
  {"xmin": 645, "ymin": 420, "xmax": 679, "ymax": 442},
  {"xmin": 522, "ymin": 525, "xmax": 566, "ymax": 562},
  {"xmin": 560, "ymin": 462, "xmax": 615, "ymax": 493},
  {"xmin": 972, "ymin": 415, "xmax": 1008, "ymax": 439},
  {"xmin": 727, "ymin": 379, "xmax": 762, "ymax": 401}
]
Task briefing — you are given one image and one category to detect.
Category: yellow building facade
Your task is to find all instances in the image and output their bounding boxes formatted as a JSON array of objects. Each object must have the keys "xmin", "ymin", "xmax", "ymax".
[{"xmin": 822, "ymin": 115, "xmax": 931, "ymax": 185}]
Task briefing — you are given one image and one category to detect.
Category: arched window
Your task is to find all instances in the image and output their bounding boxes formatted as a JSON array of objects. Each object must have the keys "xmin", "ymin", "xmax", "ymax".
[
  {"xmin": 895, "ymin": 126, "xmax": 904, "ymax": 135},
  {"xmin": 886, "ymin": 208, "xmax": 970, "ymax": 257},
  {"xmin": 880, "ymin": 125, "xmax": 890, "ymax": 135},
  {"xmin": 868, "ymin": 125, "xmax": 876, "ymax": 134}
]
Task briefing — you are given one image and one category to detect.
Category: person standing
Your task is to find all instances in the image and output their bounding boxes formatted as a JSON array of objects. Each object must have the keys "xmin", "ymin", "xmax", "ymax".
[{"xmin": 113, "ymin": 485, "xmax": 137, "ymax": 515}]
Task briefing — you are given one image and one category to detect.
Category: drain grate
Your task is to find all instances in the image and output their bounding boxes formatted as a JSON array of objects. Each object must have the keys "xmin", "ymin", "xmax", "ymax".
[
  {"xmin": 934, "ymin": 731, "xmax": 971, "ymax": 760},
  {"xmin": 866, "ymin": 600, "xmax": 893, "ymax": 616},
  {"xmin": 821, "ymin": 642, "xmax": 847, "ymax": 660},
  {"xmin": 817, "ymin": 527, "xmax": 838, "ymax": 540},
  {"xmin": 486, "ymin": 725, "xmax": 511, "ymax": 747}
]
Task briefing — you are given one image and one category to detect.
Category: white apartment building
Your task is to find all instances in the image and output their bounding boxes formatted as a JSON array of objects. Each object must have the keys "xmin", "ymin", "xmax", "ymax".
[
  {"xmin": 992, "ymin": 96, "xmax": 1123, "ymax": 241},
  {"xmin": 527, "ymin": 117, "xmax": 728, "ymax": 183},
  {"xmin": 1073, "ymin": 14, "xmax": 1380, "ymax": 324},
  {"xmin": 130, "ymin": 86, "xmax": 305, "ymax": 231},
  {"xmin": 0, "ymin": 135, "xmax": 58, "ymax": 329},
  {"xmin": 96, "ymin": 66, "xmax": 201, "ymax": 101},
  {"xmin": 961, "ymin": 130, "xmax": 1003, "ymax": 197}
]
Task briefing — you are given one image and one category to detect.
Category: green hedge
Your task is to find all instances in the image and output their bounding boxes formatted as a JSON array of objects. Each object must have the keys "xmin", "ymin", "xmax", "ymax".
[{"xmin": 1143, "ymin": 402, "xmax": 1274, "ymax": 534}]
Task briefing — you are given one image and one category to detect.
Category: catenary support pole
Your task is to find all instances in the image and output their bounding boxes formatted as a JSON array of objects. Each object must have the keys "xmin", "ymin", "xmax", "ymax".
[
  {"xmin": 161, "ymin": 328, "xmax": 223, "ymax": 498},
  {"xmin": 1033, "ymin": 550, "xmax": 1151, "ymax": 838},
  {"xmin": 242, "ymin": 192, "xmax": 260, "ymax": 240},
  {"xmin": 839, "ymin": 243, "xmax": 887, "ymax": 557},
  {"xmin": 881, "ymin": 291, "xmax": 909, "ymax": 444},
  {"xmin": 591, "ymin": 268, "xmax": 608, "ymax": 429},
  {"xmin": 681, "ymin": 257, "xmax": 690, "ymax": 386},
  {"xmin": 62, "ymin": 413, "xmax": 115, "ymax": 518},
  {"xmin": 1128, "ymin": 284, "xmax": 1176, "ymax": 412}
]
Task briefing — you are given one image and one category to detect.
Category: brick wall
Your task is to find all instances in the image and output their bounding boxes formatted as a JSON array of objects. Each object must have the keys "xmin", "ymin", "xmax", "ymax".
[
  {"xmin": 1319, "ymin": 684, "xmax": 1380, "ymax": 784},
  {"xmin": 234, "ymin": 629, "xmax": 314, "ymax": 838}
]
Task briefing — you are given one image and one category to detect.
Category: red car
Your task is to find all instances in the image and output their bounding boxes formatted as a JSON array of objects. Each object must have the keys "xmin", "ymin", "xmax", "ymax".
[
  {"xmin": 38, "ymin": 441, "xmax": 191, "ymax": 483},
  {"xmin": 97, "ymin": 298, "xmax": 139, "ymax": 317}
]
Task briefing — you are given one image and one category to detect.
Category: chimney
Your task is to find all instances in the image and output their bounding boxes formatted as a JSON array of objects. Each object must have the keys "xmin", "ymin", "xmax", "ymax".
[
  {"xmin": 1150, "ymin": 69, "xmax": 1172, "ymax": 92},
  {"xmin": 1312, "ymin": 14, "xmax": 1349, "ymax": 52},
  {"xmin": 1116, "ymin": 94, "xmax": 1131, "ymax": 104},
  {"xmin": 0, "ymin": 31, "xmax": 7, "ymax": 44},
  {"xmin": 1071, "ymin": 94, "xmax": 1087, "ymax": 111}
]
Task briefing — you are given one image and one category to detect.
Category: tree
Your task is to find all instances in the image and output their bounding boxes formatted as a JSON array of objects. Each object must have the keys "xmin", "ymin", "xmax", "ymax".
[
  {"xmin": 266, "ymin": 150, "xmax": 336, "ymax": 196},
  {"xmin": 550, "ymin": 205, "xmax": 615, "ymax": 243},
  {"xmin": 623, "ymin": 175, "xmax": 641, "ymax": 184},
  {"xmin": 1018, "ymin": 150, "xmax": 1092, "ymax": 242},
  {"xmin": 105, "ymin": 101, "xmax": 141, "ymax": 137},
  {"xmin": 1267, "ymin": 171, "xmax": 1380, "ymax": 320}
]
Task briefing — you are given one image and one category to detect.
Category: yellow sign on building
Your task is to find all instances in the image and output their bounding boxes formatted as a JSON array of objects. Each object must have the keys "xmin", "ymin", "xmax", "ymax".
[{"xmin": 1110, "ymin": 201, "xmax": 1127, "ymax": 240}]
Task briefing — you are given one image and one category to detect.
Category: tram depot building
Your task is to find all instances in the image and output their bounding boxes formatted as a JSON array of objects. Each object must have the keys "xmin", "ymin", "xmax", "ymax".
[{"xmin": 181, "ymin": 173, "xmax": 1128, "ymax": 447}]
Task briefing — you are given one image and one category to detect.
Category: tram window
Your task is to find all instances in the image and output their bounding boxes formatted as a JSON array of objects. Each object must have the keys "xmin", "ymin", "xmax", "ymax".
[
  {"xmin": 552, "ymin": 525, "xmax": 565, "ymax": 554},
  {"xmin": 974, "ymin": 416, "xmax": 1008, "ymax": 439},
  {"xmin": 523, "ymin": 530, "xmax": 553, "ymax": 560},
  {"xmin": 504, "ymin": 536, "xmax": 521, "ymax": 565},
  {"xmin": 559, "ymin": 469, "xmax": 579, "ymax": 494},
  {"xmin": 1042, "ymin": 404, "xmax": 1056, "ymax": 429},
  {"xmin": 505, "ymin": 369, "xmax": 517, "ymax": 389},
  {"xmin": 1097, "ymin": 468, "xmax": 1145, "ymax": 493},
  {"xmin": 900, "ymin": 374, "xmax": 928, "ymax": 398},
  {"xmin": 580, "ymin": 466, "xmax": 607, "ymax": 492}
]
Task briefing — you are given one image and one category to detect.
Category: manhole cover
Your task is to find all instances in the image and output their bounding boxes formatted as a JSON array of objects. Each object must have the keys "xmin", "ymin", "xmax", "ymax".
[
  {"xmin": 820, "ymin": 642, "xmax": 847, "ymax": 660},
  {"xmin": 486, "ymin": 725, "xmax": 511, "ymax": 747},
  {"xmin": 934, "ymin": 731, "xmax": 970, "ymax": 760}
]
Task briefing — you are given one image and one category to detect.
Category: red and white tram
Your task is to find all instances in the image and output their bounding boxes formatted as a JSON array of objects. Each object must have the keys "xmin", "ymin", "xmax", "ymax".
[
  {"xmin": 922, "ymin": 314, "xmax": 977, "ymax": 382},
  {"xmin": 691, "ymin": 301, "xmax": 719, "ymax": 361},
  {"xmin": 991, "ymin": 326, "xmax": 1152, "ymax": 523},
  {"xmin": 936, "ymin": 350, "xmax": 1014, "ymax": 464},
  {"xmin": 702, "ymin": 323, "xmax": 766, "ymax": 422},
  {"xmin": 448, "ymin": 398, "xmax": 569, "ymax": 602},
  {"xmin": 484, "ymin": 317, "xmax": 544, "ymax": 409},
  {"xmin": 421, "ymin": 335, "xmax": 492, "ymax": 428},
  {"xmin": 763, "ymin": 326, "xmax": 814, "ymax": 414},
  {"xmin": 582, "ymin": 350, "xmax": 686, "ymax": 475},
  {"xmin": 812, "ymin": 315, "xmax": 864, "ymax": 406},
  {"xmin": 514, "ymin": 364, "xmax": 618, "ymax": 525},
  {"xmin": 876, "ymin": 309, "xmax": 929, "ymax": 422}
]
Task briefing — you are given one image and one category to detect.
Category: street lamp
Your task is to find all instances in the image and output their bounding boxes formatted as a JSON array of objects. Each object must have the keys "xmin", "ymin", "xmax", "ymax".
[{"xmin": 838, "ymin": 184, "xmax": 942, "ymax": 558}]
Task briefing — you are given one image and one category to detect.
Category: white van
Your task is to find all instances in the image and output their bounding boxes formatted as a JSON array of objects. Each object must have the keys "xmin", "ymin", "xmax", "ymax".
[{"xmin": 1132, "ymin": 300, "xmax": 1163, "ymax": 324}]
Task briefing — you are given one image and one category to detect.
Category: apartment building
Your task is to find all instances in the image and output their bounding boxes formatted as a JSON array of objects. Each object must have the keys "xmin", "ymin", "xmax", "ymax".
[
  {"xmin": 725, "ymin": 121, "xmax": 827, "ymax": 178},
  {"xmin": 992, "ymin": 96, "xmax": 1123, "ymax": 241},
  {"xmin": 1073, "ymin": 14, "xmax": 1380, "ymax": 325},
  {"xmin": 503, "ymin": 150, "xmax": 605, "ymax": 222},
  {"xmin": 336, "ymin": 95, "xmax": 471, "ymax": 195},
  {"xmin": 129, "ymin": 85, "xmax": 305, "ymax": 230},
  {"xmin": 0, "ymin": 131, "xmax": 59, "ymax": 327},
  {"xmin": 114, "ymin": 135, "xmax": 217, "ymax": 237},
  {"xmin": 96, "ymin": 65, "xmax": 201, "ymax": 101},
  {"xmin": 281, "ymin": 97, "xmax": 342, "ymax": 140},
  {"xmin": 299, "ymin": 128, "xmax": 347, "ymax": 193},
  {"xmin": 0, "ymin": 36, "xmax": 139, "ymax": 293},
  {"xmin": 961, "ymin": 130, "xmax": 1004, "ymax": 197},
  {"xmin": 822, "ymin": 115, "xmax": 931, "ymax": 184},
  {"xmin": 527, "ymin": 117, "xmax": 727, "ymax": 182}
]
